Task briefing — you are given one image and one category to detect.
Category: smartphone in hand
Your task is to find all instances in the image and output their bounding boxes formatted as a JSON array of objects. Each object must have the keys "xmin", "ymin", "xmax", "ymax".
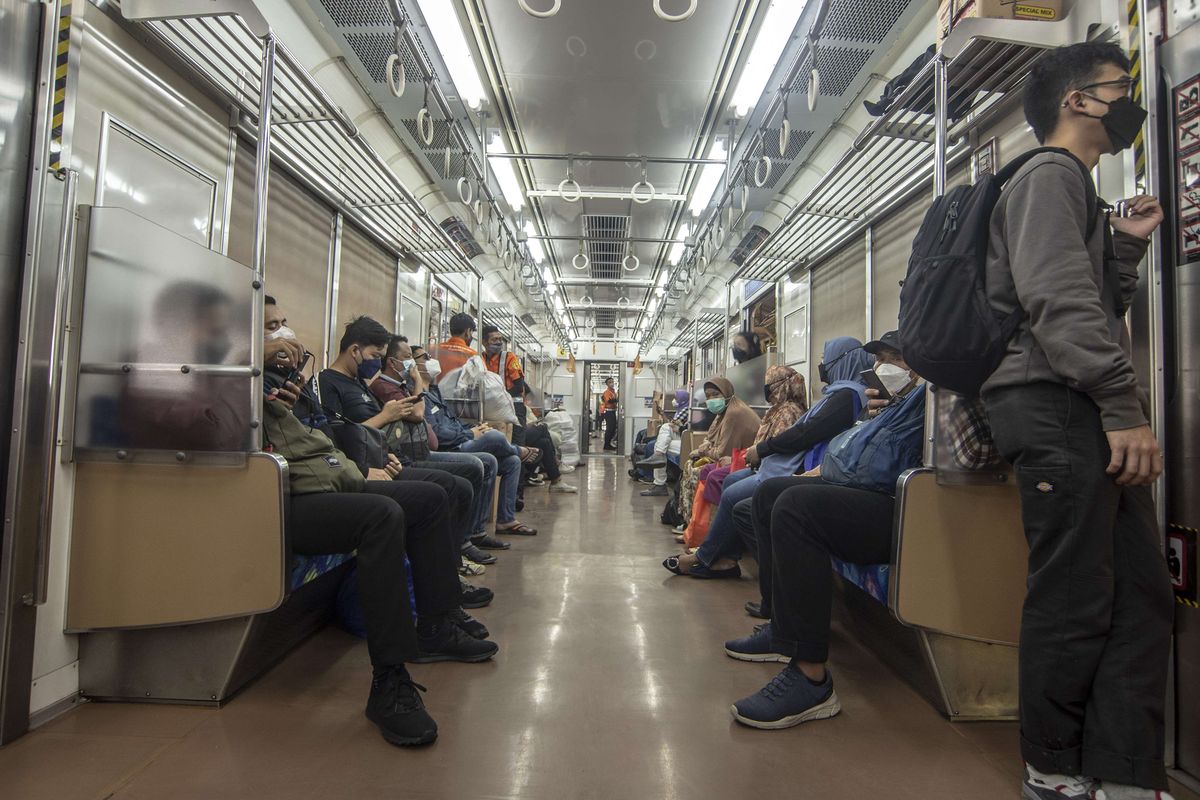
[{"xmin": 858, "ymin": 368, "xmax": 891, "ymax": 400}]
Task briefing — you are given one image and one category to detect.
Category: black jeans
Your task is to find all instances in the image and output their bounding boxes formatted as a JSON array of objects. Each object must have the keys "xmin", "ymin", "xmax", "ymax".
[
  {"xmin": 745, "ymin": 476, "xmax": 826, "ymax": 618},
  {"xmin": 765, "ymin": 480, "xmax": 894, "ymax": 663},
  {"xmin": 287, "ymin": 480, "xmax": 459, "ymax": 668},
  {"xmin": 395, "ymin": 466, "xmax": 474, "ymax": 550},
  {"xmin": 985, "ymin": 382, "xmax": 1173, "ymax": 789},
  {"xmin": 603, "ymin": 410, "xmax": 617, "ymax": 449},
  {"xmin": 523, "ymin": 424, "xmax": 560, "ymax": 480}
]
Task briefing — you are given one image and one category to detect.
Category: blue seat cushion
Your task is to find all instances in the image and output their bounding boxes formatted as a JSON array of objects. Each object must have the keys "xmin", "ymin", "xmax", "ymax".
[
  {"xmin": 832, "ymin": 558, "xmax": 889, "ymax": 606},
  {"xmin": 290, "ymin": 553, "xmax": 352, "ymax": 592}
]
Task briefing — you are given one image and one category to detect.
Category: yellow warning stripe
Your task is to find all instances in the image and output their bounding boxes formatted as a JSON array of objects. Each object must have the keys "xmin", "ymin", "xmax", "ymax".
[
  {"xmin": 1126, "ymin": 0, "xmax": 1146, "ymax": 179},
  {"xmin": 49, "ymin": 2, "xmax": 72, "ymax": 170},
  {"xmin": 1170, "ymin": 523, "xmax": 1200, "ymax": 535},
  {"xmin": 1178, "ymin": 596, "xmax": 1200, "ymax": 609}
]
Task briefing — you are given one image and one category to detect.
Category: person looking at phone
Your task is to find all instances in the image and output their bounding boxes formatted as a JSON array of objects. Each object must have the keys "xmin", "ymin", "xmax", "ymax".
[
  {"xmin": 860, "ymin": 330, "xmax": 920, "ymax": 419},
  {"xmin": 372, "ymin": 336, "xmax": 513, "ymax": 558}
]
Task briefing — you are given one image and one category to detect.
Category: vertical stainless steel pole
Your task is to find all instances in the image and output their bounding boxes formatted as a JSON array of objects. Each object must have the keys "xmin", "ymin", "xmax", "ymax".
[
  {"xmin": 926, "ymin": 55, "xmax": 949, "ymax": 468},
  {"xmin": 325, "ymin": 213, "xmax": 344, "ymax": 368},
  {"xmin": 864, "ymin": 225, "xmax": 874, "ymax": 342},
  {"xmin": 250, "ymin": 33, "xmax": 276, "ymax": 448}
]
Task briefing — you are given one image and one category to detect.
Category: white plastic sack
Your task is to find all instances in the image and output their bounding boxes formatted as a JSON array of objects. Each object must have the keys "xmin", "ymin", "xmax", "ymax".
[
  {"xmin": 479, "ymin": 370, "xmax": 519, "ymax": 425},
  {"xmin": 544, "ymin": 409, "xmax": 581, "ymax": 467}
]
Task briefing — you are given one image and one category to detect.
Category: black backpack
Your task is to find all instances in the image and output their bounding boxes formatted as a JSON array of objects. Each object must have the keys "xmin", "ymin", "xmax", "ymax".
[{"xmin": 897, "ymin": 147, "xmax": 1099, "ymax": 396}]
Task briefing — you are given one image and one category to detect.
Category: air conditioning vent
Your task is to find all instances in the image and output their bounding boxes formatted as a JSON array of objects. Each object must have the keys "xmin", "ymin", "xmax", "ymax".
[{"xmin": 583, "ymin": 215, "xmax": 631, "ymax": 281}]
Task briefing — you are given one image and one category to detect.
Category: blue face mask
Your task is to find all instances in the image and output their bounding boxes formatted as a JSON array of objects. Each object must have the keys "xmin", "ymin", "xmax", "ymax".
[
  {"xmin": 357, "ymin": 356, "xmax": 382, "ymax": 380},
  {"xmin": 706, "ymin": 397, "xmax": 727, "ymax": 414}
]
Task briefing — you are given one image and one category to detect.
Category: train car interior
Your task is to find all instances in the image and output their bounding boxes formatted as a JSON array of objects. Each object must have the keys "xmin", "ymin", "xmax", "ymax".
[{"xmin": 1, "ymin": 0, "xmax": 1199, "ymax": 796}]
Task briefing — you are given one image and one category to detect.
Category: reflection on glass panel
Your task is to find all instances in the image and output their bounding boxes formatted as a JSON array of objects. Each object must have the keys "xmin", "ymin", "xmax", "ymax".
[
  {"xmin": 74, "ymin": 207, "xmax": 254, "ymax": 453},
  {"xmin": 400, "ymin": 295, "xmax": 423, "ymax": 341},
  {"xmin": 100, "ymin": 118, "xmax": 217, "ymax": 247}
]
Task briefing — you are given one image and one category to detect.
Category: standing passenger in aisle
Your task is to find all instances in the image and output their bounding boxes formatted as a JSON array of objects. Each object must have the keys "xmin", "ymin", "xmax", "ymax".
[
  {"xmin": 602, "ymin": 377, "xmax": 619, "ymax": 451},
  {"xmin": 981, "ymin": 42, "xmax": 1173, "ymax": 800}
]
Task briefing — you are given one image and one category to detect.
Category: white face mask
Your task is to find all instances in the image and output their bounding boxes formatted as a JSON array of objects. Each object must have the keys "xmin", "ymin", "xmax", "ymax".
[
  {"xmin": 424, "ymin": 358, "xmax": 442, "ymax": 380},
  {"xmin": 875, "ymin": 362, "xmax": 913, "ymax": 395},
  {"xmin": 266, "ymin": 325, "xmax": 296, "ymax": 341}
]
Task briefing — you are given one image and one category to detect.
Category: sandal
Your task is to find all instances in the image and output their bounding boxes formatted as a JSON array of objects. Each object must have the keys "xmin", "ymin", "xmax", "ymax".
[
  {"xmin": 519, "ymin": 447, "xmax": 542, "ymax": 465},
  {"xmin": 497, "ymin": 522, "xmax": 538, "ymax": 536},
  {"xmin": 662, "ymin": 556, "xmax": 685, "ymax": 575}
]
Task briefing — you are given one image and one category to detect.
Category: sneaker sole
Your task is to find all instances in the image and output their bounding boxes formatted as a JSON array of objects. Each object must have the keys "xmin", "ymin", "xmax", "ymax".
[
  {"xmin": 365, "ymin": 711, "xmax": 438, "ymax": 747},
  {"xmin": 410, "ymin": 646, "xmax": 499, "ymax": 664},
  {"xmin": 461, "ymin": 598, "xmax": 493, "ymax": 610},
  {"xmin": 730, "ymin": 691, "xmax": 842, "ymax": 730},
  {"xmin": 724, "ymin": 647, "xmax": 789, "ymax": 664}
]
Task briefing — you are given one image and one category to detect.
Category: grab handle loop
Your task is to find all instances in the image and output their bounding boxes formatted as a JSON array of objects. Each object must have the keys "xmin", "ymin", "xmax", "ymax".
[
  {"xmin": 518, "ymin": 0, "xmax": 561, "ymax": 17},
  {"xmin": 616, "ymin": 296, "xmax": 631, "ymax": 308},
  {"xmin": 622, "ymin": 253, "xmax": 640, "ymax": 271},
  {"xmin": 653, "ymin": 0, "xmax": 698, "ymax": 21},
  {"xmin": 417, "ymin": 84, "xmax": 435, "ymax": 146},
  {"xmin": 754, "ymin": 154, "xmax": 772, "ymax": 187},
  {"xmin": 779, "ymin": 94, "xmax": 791, "ymax": 155},
  {"xmin": 457, "ymin": 176, "xmax": 474, "ymax": 205},
  {"xmin": 559, "ymin": 157, "xmax": 582, "ymax": 202},
  {"xmin": 630, "ymin": 159, "xmax": 655, "ymax": 205},
  {"xmin": 386, "ymin": 52, "xmax": 407, "ymax": 98},
  {"xmin": 572, "ymin": 248, "xmax": 590, "ymax": 270},
  {"xmin": 444, "ymin": 145, "xmax": 452, "ymax": 176}
]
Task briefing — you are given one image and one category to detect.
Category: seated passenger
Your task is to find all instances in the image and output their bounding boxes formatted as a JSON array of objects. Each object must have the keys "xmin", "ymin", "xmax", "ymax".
[
  {"xmin": 677, "ymin": 377, "xmax": 761, "ymax": 530},
  {"xmin": 261, "ymin": 364, "xmax": 497, "ymax": 747},
  {"xmin": 371, "ymin": 335, "xmax": 513, "ymax": 558},
  {"xmin": 482, "ymin": 325, "xmax": 576, "ymax": 493},
  {"xmin": 638, "ymin": 388, "xmax": 692, "ymax": 497},
  {"xmin": 315, "ymin": 317, "xmax": 492, "ymax": 567},
  {"xmin": 723, "ymin": 364, "xmax": 927, "ymax": 730},
  {"xmin": 667, "ymin": 358, "xmax": 869, "ymax": 579},
  {"xmin": 731, "ymin": 333, "xmax": 897, "ymax": 619},
  {"xmin": 412, "ymin": 345, "xmax": 539, "ymax": 537}
]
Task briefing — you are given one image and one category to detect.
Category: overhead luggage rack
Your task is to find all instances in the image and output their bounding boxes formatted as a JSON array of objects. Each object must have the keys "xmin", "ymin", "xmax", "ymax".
[
  {"xmin": 732, "ymin": 6, "xmax": 1111, "ymax": 284},
  {"xmin": 480, "ymin": 305, "xmax": 543, "ymax": 353},
  {"xmin": 668, "ymin": 312, "xmax": 724, "ymax": 352},
  {"xmin": 140, "ymin": 15, "xmax": 481, "ymax": 276}
]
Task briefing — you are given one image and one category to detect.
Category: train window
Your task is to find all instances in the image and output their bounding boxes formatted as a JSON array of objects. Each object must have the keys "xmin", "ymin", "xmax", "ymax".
[
  {"xmin": 96, "ymin": 114, "xmax": 218, "ymax": 248},
  {"xmin": 399, "ymin": 294, "xmax": 424, "ymax": 340}
]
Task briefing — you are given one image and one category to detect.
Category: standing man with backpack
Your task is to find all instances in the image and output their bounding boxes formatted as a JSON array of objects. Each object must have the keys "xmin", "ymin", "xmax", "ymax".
[{"xmin": 977, "ymin": 43, "xmax": 1172, "ymax": 800}]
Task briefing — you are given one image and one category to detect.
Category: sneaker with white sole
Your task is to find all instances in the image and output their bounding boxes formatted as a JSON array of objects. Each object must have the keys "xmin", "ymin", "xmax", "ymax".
[
  {"xmin": 731, "ymin": 665, "xmax": 841, "ymax": 730},
  {"xmin": 1094, "ymin": 786, "xmax": 1175, "ymax": 800},
  {"xmin": 1021, "ymin": 765, "xmax": 1097, "ymax": 799},
  {"xmin": 724, "ymin": 622, "xmax": 789, "ymax": 663},
  {"xmin": 459, "ymin": 558, "xmax": 486, "ymax": 577},
  {"xmin": 549, "ymin": 481, "xmax": 578, "ymax": 493}
]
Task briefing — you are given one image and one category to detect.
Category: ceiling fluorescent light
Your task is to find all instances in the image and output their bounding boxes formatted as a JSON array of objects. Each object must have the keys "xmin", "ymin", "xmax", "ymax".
[
  {"xmin": 689, "ymin": 139, "xmax": 727, "ymax": 216},
  {"xmin": 488, "ymin": 134, "xmax": 525, "ymax": 212},
  {"xmin": 669, "ymin": 224, "xmax": 690, "ymax": 265},
  {"xmin": 731, "ymin": 0, "xmax": 809, "ymax": 117},
  {"xmin": 414, "ymin": 0, "xmax": 487, "ymax": 109},
  {"xmin": 528, "ymin": 221, "xmax": 546, "ymax": 263}
]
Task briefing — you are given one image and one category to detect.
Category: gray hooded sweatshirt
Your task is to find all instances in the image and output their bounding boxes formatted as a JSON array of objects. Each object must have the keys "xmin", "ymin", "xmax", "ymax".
[{"xmin": 982, "ymin": 151, "xmax": 1150, "ymax": 431}]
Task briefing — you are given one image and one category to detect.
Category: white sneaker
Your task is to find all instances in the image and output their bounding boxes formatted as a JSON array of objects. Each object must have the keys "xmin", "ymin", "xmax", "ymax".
[
  {"xmin": 1022, "ymin": 765, "xmax": 1096, "ymax": 799},
  {"xmin": 459, "ymin": 558, "xmax": 486, "ymax": 576},
  {"xmin": 549, "ymin": 481, "xmax": 578, "ymax": 493}
]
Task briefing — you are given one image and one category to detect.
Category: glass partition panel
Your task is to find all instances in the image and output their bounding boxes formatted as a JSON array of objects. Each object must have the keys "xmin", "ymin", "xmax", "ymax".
[
  {"xmin": 74, "ymin": 206, "xmax": 255, "ymax": 454},
  {"xmin": 931, "ymin": 387, "xmax": 1008, "ymax": 485}
]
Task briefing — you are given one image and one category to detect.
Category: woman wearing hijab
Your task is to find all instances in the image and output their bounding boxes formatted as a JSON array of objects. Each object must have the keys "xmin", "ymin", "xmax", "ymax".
[
  {"xmin": 675, "ymin": 377, "xmax": 762, "ymax": 532},
  {"xmin": 664, "ymin": 345, "xmax": 871, "ymax": 578}
]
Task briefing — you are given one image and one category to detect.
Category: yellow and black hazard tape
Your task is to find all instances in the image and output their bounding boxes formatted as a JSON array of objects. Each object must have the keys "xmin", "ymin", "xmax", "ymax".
[
  {"xmin": 1178, "ymin": 596, "xmax": 1200, "ymax": 609},
  {"xmin": 1126, "ymin": 0, "xmax": 1146, "ymax": 182},
  {"xmin": 49, "ymin": 1, "xmax": 72, "ymax": 171},
  {"xmin": 1169, "ymin": 522, "xmax": 1200, "ymax": 535}
]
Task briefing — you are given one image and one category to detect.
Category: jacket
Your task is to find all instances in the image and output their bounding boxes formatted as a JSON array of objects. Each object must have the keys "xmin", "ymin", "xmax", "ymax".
[
  {"xmin": 423, "ymin": 384, "xmax": 473, "ymax": 450},
  {"xmin": 982, "ymin": 152, "xmax": 1150, "ymax": 431},
  {"xmin": 261, "ymin": 399, "xmax": 364, "ymax": 496}
]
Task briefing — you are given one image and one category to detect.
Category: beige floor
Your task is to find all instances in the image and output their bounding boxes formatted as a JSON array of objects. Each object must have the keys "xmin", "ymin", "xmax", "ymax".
[{"xmin": 2, "ymin": 457, "xmax": 1196, "ymax": 799}]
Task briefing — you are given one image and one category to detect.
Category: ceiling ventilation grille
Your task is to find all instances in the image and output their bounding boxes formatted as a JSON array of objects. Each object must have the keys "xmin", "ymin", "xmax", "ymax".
[
  {"xmin": 795, "ymin": 46, "xmax": 873, "ymax": 97},
  {"xmin": 821, "ymin": 0, "xmax": 913, "ymax": 44},
  {"xmin": 583, "ymin": 215, "xmax": 630, "ymax": 281},
  {"xmin": 320, "ymin": 0, "xmax": 392, "ymax": 27}
]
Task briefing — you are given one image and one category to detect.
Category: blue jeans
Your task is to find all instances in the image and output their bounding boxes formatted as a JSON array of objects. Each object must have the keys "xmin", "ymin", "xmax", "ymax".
[
  {"xmin": 457, "ymin": 430, "xmax": 520, "ymax": 524},
  {"xmin": 421, "ymin": 450, "xmax": 494, "ymax": 543},
  {"xmin": 695, "ymin": 468, "xmax": 760, "ymax": 567}
]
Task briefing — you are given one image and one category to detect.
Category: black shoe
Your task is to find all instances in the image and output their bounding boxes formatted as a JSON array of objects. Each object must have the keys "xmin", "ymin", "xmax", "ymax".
[
  {"xmin": 412, "ymin": 618, "xmax": 499, "ymax": 663},
  {"xmin": 460, "ymin": 580, "xmax": 494, "ymax": 609},
  {"xmin": 515, "ymin": 498, "xmax": 525, "ymax": 512},
  {"xmin": 365, "ymin": 666, "xmax": 438, "ymax": 746},
  {"xmin": 448, "ymin": 607, "xmax": 489, "ymax": 640},
  {"xmin": 640, "ymin": 484, "xmax": 668, "ymax": 497},
  {"xmin": 461, "ymin": 543, "xmax": 497, "ymax": 565},
  {"xmin": 637, "ymin": 456, "xmax": 667, "ymax": 469},
  {"xmin": 603, "ymin": 445, "xmax": 618, "ymax": 451},
  {"xmin": 745, "ymin": 601, "xmax": 768, "ymax": 620},
  {"xmin": 471, "ymin": 534, "xmax": 511, "ymax": 550}
]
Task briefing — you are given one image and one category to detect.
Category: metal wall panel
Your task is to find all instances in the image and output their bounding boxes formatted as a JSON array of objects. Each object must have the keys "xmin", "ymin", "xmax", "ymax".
[
  {"xmin": 870, "ymin": 200, "xmax": 927, "ymax": 339},
  {"xmin": 227, "ymin": 141, "xmax": 335, "ymax": 352},
  {"xmin": 336, "ymin": 222, "xmax": 397, "ymax": 336},
  {"xmin": 809, "ymin": 241, "xmax": 867, "ymax": 368}
]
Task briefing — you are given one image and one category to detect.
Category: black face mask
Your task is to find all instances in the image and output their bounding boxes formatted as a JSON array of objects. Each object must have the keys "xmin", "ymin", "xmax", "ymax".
[
  {"xmin": 817, "ymin": 348, "xmax": 855, "ymax": 385},
  {"xmin": 763, "ymin": 383, "xmax": 774, "ymax": 403},
  {"xmin": 731, "ymin": 347, "xmax": 749, "ymax": 363},
  {"xmin": 1081, "ymin": 94, "xmax": 1147, "ymax": 155}
]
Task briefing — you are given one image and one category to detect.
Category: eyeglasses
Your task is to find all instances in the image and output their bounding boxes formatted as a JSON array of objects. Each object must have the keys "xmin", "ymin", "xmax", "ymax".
[{"xmin": 1077, "ymin": 77, "xmax": 1134, "ymax": 98}]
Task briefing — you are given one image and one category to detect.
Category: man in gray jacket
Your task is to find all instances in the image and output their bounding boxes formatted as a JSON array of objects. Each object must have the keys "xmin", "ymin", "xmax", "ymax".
[{"xmin": 982, "ymin": 42, "xmax": 1174, "ymax": 800}]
